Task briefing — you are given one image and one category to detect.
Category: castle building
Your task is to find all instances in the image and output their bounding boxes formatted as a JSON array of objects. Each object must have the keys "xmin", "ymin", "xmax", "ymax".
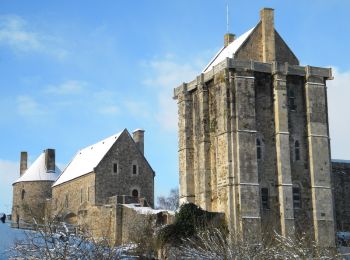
[
  {"xmin": 12, "ymin": 149, "xmax": 61, "ymax": 227},
  {"xmin": 174, "ymin": 8, "xmax": 337, "ymax": 246},
  {"xmin": 51, "ymin": 128, "xmax": 155, "ymax": 226},
  {"xmin": 12, "ymin": 129, "xmax": 165, "ymax": 244}
]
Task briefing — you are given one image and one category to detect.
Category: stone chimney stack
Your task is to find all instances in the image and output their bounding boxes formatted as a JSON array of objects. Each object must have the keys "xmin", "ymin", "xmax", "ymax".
[
  {"xmin": 20, "ymin": 151, "xmax": 28, "ymax": 176},
  {"xmin": 44, "ymin": 149, "xmax": 55, "ymax": 172},
  {"xmin": 132, "ymin": 129, "xmax": 145, "ymax": 155},
  {"xmin": 224, "ymin": 33, "xmax": 235, "ymax": 47},
  {"xmin": 260, "ymin": 8, "xmax": 276, "ymax": 62}
]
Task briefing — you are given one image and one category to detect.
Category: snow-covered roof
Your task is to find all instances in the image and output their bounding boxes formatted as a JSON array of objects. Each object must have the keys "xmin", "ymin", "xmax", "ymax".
[
  {"xmin": 332, "ymin": 159, "xmax": 350, "ymax": 164},
  {"xmin": 53, "ymin": 131, "xmax": 123, "ymax": 187},
  {"xmin": 202, "ymin": 27, "xmax": 255, "ymax": 73},
  {"xmin": 123, "ymin": 203, "xmax": 174, "ymax": 215},
  {"xmin": 13, "ymin": 152, "xmax": 61, "ymax": 184}
]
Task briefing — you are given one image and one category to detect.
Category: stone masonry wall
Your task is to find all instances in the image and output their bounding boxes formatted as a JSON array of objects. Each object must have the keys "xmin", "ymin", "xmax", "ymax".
[
  {"xmin": 12, "ymin": 181, "xmax": 53, "ymax": 226},
  {"xmin": 254, "ymin": 72, "xmax": 280, "ymax": 234},
  {"xmin": 332, "ymin": 162, "xmax": 350, "ymax": 232},
  {"xmin": 287, "ymin": 75, "xmax": 314, "ymax": 237},
  {"xmin": 51, "ymin": 173, "xmax": 95, "ymax": 222},
  {"xmin": 95, "ymin": 130, "xmax": 155, "ymax": 207}
]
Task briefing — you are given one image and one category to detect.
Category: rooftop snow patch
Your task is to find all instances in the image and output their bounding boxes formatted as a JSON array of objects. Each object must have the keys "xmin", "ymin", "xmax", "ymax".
[
  {"xmin": 53, "ymin": 131, "xmax": 123, "ymax": 187},
  {"xmin": 123, "ymin": 204, "xmax": 174, "ymax": 215},
  {"xmin": 202, "ymin": 27, "xmax": 255, "ymax": 73},
  {"xmin": 332, "ymin": 159, "xmax": 350, "ymax": 164},
  {"xmin": 13, "ymin": 152, "xmax": 61, "ymax": 184}
]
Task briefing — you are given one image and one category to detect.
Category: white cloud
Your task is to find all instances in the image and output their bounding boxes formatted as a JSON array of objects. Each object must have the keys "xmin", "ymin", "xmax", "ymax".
[
  {"xmin": 0, "ymin": 160, "xmax": 18, "ymax": 214},
  {"xmin": 0, "ymin": 15, "xmax": 68, "ymax": 60},
  {"xmin": 45, "ymin": 80, "xmax": 87, "ymax": 95},
  {"xmin": 328, "ymin": 68, "xmax": 350, "ymax": 160},
  {"xmin": 16, "ymin": 95, "xmax": 46, "ymax": 117},
  {"xmin": 142, "ymin": 55, "xmax": 203, "ymax": 131}
]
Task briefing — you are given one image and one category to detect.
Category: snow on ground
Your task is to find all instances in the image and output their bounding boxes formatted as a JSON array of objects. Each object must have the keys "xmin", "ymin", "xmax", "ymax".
[{"xmin": 0, "ymin": 222, "xmax": 26, "ymax": 260}]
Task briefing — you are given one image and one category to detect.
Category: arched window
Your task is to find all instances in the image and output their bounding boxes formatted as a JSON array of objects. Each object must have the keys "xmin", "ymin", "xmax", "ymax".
[
  {"xmin": 295, "ymin": 141, "xmax": 300, "ymax": 161},
  {"xmin": 21, "ymin": 189, "xmax": 25, "ymax": 200},
  {"xmin": 261, "ymin": 187, "xmax": 269, "ymax": 209},
  {"xmin": 256, "ymin": 139, "xmax": 262, "ymax": 160},
  {"xmin": 293, "ymin": 185, "xmax": 301, "ymax": 209},
  {"xmin": 132, "ymin": 189, "xmax": 139, "ymax": 197}
]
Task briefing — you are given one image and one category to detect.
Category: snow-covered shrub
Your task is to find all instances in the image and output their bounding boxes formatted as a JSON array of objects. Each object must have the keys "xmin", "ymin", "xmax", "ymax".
[{"xmin": 9, "ymin": 220, "xmax": 133, "ymax": 259}]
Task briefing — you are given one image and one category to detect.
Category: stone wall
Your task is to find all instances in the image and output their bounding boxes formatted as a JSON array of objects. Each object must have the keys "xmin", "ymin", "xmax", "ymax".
[
  {"xmin": 95, "ymin": 130, "xmax": 155, "ymax": 207},
  {"xmin": 12, "ymin": 181, "xmax": 53, "ymax": 227},
  {"xmin": 116, "ymin": 204, "xmax": 174, "ymax": 245},
  {"xmin": 51, "ymin": 172, "xmax": 95, "ymax": 223},
  {"xmin": 332, "ymin": 161, "xmax": 350, "ymax": 232}
]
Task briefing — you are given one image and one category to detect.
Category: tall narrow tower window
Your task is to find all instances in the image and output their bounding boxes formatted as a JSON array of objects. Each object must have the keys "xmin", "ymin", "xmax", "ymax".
[
  {"xmin": 288, "ymin": 89, "xmax": 297, "ymax": 111},
  {"xmin": 257, "ymin": 139, "xmax": 262, "ymax": 160},
  {"xmin": 65, "ymin": 194, "xmax": 69, "ymax": 208},
  {"xmin": 21, "ymin": 189, "xmax": 25, "ymax": 200},
  {"xmin": 261, "ymin": 188, "xmax": 269, "ymax": 209},
  {"xmin": 295, "ymin": 141, "xmax": 300, "ymax": 161},
  {"xmin": 293, "ymin": 186, "xmax": 301, "ymax": 209}
]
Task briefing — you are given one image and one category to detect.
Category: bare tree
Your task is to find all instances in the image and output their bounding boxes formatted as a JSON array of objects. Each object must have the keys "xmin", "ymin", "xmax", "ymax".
[
  {"xmin": 156, "ymin": 188, "xmax": 179, "ymax": 211},
  {"xmin": 171, "ymin": 228, "xmax": 343, "ymax": 260},
  {"xmin": 8, "ymin": 216, "xmax": 132, "ymax": 259}
]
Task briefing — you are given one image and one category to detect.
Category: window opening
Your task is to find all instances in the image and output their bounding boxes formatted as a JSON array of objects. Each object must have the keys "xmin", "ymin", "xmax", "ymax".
[
  {"xmin": 21, "ymin": 189, "xmax": 25, "ymax": 200},
  {"xmin": 133, "ymin": 164, "xmax": 137, "ymax": 175},
  {"xmin": 65, "ymin": 194, "xmax": 69, "ymax": 208},
  {"xmin": 288, "ymin": 89, "xmax": 297, "ymax": 111},
  {"xmin": 261, "ymin": 188, "xmax": 269, "ymax": 209},
  {"xmin": 113, "ymin": 163, "xmax": 118, "ymax": 173},
  {"xmin": 295, "ymin": 141, "xmax": 300, "ymax": 161},
  {"xmin": 293, "ymin": 186, "xmax": 301, "ymax": 209},
  {"xmin": 132, "ymin": 189, "xmax": 139, "ymax": 197},
  {"xmin": 257, "ymin": 139, "xmax": 262, "ymax": 160}
]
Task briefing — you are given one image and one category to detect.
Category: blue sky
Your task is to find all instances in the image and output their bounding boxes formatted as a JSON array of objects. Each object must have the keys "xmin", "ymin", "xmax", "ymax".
[{"xmin": 0, "ymin": 0, "xmax": 350, "ymax": 214}]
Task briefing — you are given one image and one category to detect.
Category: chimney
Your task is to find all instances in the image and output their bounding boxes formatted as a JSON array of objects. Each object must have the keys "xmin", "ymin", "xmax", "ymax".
[
  {"xmin": 132, "ymin": 129, "xmax": 145, "ymax": 155},
  {"xmin": 260, "ymin": 8, "xmax": 276, "ymax": 62},
  {"xmin": 224, "ymin": 33, "xmax": 235, "ymax": 47},
  {"xmin": 20, "ymin": 151, "xmax": 28, "ymax": 176},
  {"xmin": 44, "ymin": 149, "xmax": 55, "ymax": 172}
]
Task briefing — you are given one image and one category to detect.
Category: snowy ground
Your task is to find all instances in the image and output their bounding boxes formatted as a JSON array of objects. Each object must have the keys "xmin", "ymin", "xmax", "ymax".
[{"xmin": 0, "ymin": 221, "xmax": 26, "ymax": 260}]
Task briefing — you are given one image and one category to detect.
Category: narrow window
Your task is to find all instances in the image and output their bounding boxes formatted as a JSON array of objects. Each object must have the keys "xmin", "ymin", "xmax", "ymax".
[
  {"xmin": 113, "ymin": 163, "xmax": 118, "ymax": 174},
  {"xmin": 256, "ymin": 139, "xmax": 262, "ymax": 160},
  {"xmin": 132, "ymin": 164, "xmax": 137, "ymax": 175},
  {"xmin": 295, "ymin": 141, "xmax": 300, "ymax": 161},
  {"xmin": 65, "ymin": 194, "xmax": 69, "ymax": 208},
  {"xmin": 87, "ymin": 187, "xmax": 90, "ymax": 202},
  {"xmin": 80, "ymin": 188, "xmax": 83, "ymax": 203},
  {"xmin": 21, "ymin": 189, "xmax": 25, "ymax": 200},
  {"xmin": 293, "ymin": 186, "xmax": 301, "ymax": 209},
  {"xmin": 261, "ymin": 188, "xmax": 269, "ymax": 209},
  {"xmin": 288, "ymin": 89, "xmax": 297, "ymax": 111},
  {"xmin": 132, "ymin": 189, "xmax": 139, "ymax": 197}
]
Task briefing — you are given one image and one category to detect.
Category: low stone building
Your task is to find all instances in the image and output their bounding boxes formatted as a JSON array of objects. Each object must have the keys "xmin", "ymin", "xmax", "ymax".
[
  {"xmin": 50, "ymin": 128, "xmax": 156, "ymax": 241},
  {"xmin": 12, "ymin": 149, "xmax": 61, "ymax": 228},
  {"xmin": 11, "ymin": 129, "xmax": 173, "ymax": 245}
]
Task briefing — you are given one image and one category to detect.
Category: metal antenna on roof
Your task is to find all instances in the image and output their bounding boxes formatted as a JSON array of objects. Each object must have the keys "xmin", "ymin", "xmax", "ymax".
[{"xmin": 226, "ymin": 0, "xmax": 229, "ymax": 33}]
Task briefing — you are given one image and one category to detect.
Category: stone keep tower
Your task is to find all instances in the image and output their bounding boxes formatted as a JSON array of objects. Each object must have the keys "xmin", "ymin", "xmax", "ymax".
[
  {"xmin": 12, "ymin": 149, "xmax": 61, "ymax": 227},
  {"xmin": 174, "ymin": 8, "xmax": 335, "ymax": 246}
]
